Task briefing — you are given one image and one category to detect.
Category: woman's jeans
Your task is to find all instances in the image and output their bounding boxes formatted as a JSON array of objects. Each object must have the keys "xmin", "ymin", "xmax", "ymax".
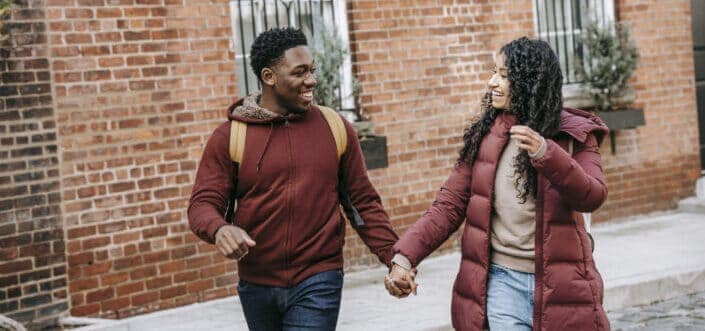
[
  {"xmin": 237, "ymin": 269, "xmax": 343, "ymax": 331},
  {"xmin": 487, "ymin": 263, "xmax": 535, "ymax": 330}
]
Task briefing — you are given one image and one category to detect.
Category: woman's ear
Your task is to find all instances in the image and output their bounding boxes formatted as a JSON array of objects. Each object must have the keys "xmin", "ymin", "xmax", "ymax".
[{"xmin": 261, "ymin": 68, "xmax": 276, "ymax": 87}]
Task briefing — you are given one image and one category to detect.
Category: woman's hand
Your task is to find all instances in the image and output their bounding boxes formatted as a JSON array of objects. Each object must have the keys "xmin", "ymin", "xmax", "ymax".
[{"xmin": 510, "ymin": 125, "xmax": 546, "ymax": 157}]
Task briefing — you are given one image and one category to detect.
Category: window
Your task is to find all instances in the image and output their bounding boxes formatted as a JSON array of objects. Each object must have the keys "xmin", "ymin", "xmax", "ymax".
[
  {"xmin": 533, "ymin": 0, "xmax": 615, "ymax": 85},
  {"xmin": 230, "ymin": 0, "xmax": 355, "ymax": 109}
]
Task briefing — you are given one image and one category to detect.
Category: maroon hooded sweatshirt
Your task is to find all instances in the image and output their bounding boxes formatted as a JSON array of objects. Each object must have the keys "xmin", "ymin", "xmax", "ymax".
[
  {"xmin": 394, "ymin": 108, "xmax": 610, "ymax": 330},
  {"xmin": 189, "ymin": 94, "xmax": 397, "ymax": 287}
]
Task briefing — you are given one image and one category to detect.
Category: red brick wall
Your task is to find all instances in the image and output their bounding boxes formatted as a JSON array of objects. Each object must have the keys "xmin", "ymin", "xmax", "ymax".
[
  {"xmin": 597, "ymin": 0, "xmax": 699, "ymax": 220},
  {"xmin": 46, "ymin": 0, "xmax": 238, "ymax": 319},
  {"xmin": 0, "ymin": 1, "xmax": 68, "ymax": 328},
  {"xmin": 343, "ymin": 0, "xmax": 537, "ymax": 267}
]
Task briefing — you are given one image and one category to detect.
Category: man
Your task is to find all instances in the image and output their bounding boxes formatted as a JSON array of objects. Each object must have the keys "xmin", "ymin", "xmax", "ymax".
[{"xmin": 188, "ymin": 27, "xmax": 401, "ymax": 330}]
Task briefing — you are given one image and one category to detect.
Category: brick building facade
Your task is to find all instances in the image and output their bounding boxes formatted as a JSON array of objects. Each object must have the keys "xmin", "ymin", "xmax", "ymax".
[
  {"xmin": 0, "ymin": 0, "xmax": 700, "ymax": 328},
  {"xmin": 1, "ymin": 0, "xmax": 67, "ymax": 328}
]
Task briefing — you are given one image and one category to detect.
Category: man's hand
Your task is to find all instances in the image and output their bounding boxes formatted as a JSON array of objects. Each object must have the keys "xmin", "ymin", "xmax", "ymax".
[
  {"xmin": 215, "ymin": 225, "xmax": 256, "ymax": 260},
  {"xmin": 384, "ymin": 264, "xmax": 418, "ymax": 298}
]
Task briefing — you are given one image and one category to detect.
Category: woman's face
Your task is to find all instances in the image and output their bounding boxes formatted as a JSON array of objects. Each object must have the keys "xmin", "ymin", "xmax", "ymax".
[{"xmin": 488, "ymin": 52, "xmax": 510, "ymax": 110}]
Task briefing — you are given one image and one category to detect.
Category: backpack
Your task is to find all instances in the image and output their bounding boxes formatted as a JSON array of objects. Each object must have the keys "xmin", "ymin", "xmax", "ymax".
[
  {"xmin": 224, "ymin": 105, "xmax": 366, "ymax": 227},
  {"xmin": 228, "ymin": 105, "xmax": 347, "ymax": 163}
]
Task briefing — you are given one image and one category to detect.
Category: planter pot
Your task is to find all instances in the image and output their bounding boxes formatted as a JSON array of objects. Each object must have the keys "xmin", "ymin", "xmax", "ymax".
[
  {"xmin": 359, "ymin": 135, "xmax": 388, "ymax": 170},
  {"xmin": 595, "ymin": 108, "xmax": 645, "ymax": 131},
  {"xmin": 594, "ymin": 108, "xmax": 645, "ymax": 154}
]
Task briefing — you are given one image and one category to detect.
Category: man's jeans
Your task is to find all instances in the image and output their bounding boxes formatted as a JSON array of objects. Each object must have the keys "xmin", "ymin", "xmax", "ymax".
[
  {"xmin": 238, "ymin": 269, "xmax": 343, "ymax": 331},
  {"xmin": 486, "ymin": 263, "xmax": 535, "ymax": 330}
]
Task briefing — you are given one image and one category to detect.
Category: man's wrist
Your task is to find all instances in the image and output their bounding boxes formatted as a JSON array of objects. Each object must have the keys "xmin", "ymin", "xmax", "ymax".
[{"xmin": 214, "ymin": 224, "xmax": 234, "ymax": 241}]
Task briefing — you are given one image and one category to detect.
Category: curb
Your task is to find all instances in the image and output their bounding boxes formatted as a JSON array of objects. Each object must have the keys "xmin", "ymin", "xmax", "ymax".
[{"xmin": 604, "ymin": 267, "xmax": 705, "ymax": 311}]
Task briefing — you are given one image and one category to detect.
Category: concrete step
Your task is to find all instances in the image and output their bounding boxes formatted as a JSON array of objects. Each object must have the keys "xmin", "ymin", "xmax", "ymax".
[{"xmin": 678, "ymin": 196, "xmax": 705, "ymax": 214}]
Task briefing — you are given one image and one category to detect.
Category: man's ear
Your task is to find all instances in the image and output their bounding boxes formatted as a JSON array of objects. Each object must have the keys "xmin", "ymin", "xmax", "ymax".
[{"xmin": 261, "ymin": 68, "xmax": 276, "ymax": 87}]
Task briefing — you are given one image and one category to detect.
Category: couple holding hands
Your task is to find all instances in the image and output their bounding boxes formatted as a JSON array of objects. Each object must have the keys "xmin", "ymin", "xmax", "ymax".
[{"xmin": 190, "ymin": 27, "xmax": 609, "ymax": 330}]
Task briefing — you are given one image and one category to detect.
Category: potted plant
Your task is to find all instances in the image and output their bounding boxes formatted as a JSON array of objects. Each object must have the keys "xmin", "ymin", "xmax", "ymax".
[
  {"xmin": 0, "ymin": 0, "xmax": 11, "ymax": 42},
  {"xmin": 575, "ymin": 22, "xmax": 642, "ymax": 153},
  {"xmin": 312, "ymin": 27, "xmax": 388, "ymax": 169}
]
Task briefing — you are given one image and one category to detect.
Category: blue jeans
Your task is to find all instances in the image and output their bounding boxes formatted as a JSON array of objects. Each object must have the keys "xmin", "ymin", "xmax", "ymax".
[
  {"xmin": 237, "ymin": 269, "xmax": 343, "ymax": 331},
  {"xmin": 486, "ymin": 263, "xmax": 535, "ymax": 330}
]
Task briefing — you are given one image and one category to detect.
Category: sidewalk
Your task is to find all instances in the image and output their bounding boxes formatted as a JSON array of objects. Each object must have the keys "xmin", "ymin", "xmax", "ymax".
[{"xmin": 72, "ymin": 210, "xmax": 705, "ymax": 331}]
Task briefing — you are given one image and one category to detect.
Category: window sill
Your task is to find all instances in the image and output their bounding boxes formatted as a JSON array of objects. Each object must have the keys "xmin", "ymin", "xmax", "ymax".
[{"xmin": 562, "ymin": 84, "xmax": 636, "ymax": 110}]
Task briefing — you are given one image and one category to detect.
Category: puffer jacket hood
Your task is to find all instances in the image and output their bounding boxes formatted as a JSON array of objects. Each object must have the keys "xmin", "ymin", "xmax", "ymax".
[{"xmin": 560, "ymin": 107, "xmax": 609, "ymax": 145}]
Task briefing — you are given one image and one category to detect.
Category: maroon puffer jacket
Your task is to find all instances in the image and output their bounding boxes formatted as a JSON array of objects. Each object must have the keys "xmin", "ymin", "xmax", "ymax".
[{"xmin": 394, "ymin": 108, "xmax": 610, "ymax": 330}]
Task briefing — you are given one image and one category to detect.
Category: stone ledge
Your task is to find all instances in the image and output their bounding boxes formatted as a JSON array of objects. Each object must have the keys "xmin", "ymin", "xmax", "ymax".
[{"xmin": 679, "ymin": 196, "xmax": 705, "ymax": 214}]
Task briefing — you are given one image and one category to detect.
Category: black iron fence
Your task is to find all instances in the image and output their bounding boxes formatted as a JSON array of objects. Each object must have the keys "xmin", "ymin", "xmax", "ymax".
[
  {"xmin": 534, "ymin": 0, "xmax": 614, "ymax": 84},
  {"xmin": 231, "ymin": 0, "xmax": 340, "ymax": 96}
]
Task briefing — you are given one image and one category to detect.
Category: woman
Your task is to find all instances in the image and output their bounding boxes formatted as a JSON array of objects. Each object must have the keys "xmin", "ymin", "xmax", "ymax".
[{"xmin": 385, "ymin": 37, "xmax": 610, "ymax": 330}]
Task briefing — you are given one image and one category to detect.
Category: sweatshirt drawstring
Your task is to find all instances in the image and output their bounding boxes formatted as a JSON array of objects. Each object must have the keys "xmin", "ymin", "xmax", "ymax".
[{"xmin": 256, "ymin": 122, "xmax": 274, "ymax": 172}]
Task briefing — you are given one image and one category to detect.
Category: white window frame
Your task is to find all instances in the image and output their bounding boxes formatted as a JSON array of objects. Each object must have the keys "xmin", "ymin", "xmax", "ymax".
[
  {"xmin": 532, "ymin": 0, "xmax": 616, "ymax": 87},
  {"xmin": 229, "ymin": 0, "xmax": 355, "ymax": 109}
]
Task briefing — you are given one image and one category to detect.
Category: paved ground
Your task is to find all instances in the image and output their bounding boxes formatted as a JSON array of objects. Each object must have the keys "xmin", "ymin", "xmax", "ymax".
[
  {"xmin": 71, "ymin": 211, "xmax": 705, "ymax": 330},
  {"xmin": 608, "ymin": 291, "xmax": 705, "ymax": 330}
]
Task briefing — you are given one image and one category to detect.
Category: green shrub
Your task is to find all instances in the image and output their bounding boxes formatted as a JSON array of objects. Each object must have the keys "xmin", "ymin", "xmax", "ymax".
[
  {"xmin": 575, "ymin": 22, "xmax": 639, "ymax": 111},
  {"xmin": 311, "ymin": 27, "xmax": 358, "ymax": 111},
  {"xmin": 0, "ymin": 0, "xmax": 12, "ymax": 42}
]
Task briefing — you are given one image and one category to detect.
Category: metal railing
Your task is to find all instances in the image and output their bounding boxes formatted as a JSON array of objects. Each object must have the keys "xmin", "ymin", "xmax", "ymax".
[
  {"xmin": 230, "ymin": 0, "xmax": 340, "ymax": 96},
  {"xmin": 534, "ymin": 0, "xmax": 614, "ymax": 84}
]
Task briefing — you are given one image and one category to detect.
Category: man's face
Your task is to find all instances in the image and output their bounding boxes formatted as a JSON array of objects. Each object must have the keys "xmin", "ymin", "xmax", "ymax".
[{"xmin": 270, "ymin": 46, "xmax": 317, "ymax": 114}]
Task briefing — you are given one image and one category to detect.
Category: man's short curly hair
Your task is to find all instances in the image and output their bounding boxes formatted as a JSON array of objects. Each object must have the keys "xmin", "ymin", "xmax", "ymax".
[{"xmin": 250, "ymin": 27, "xmax": 308, "ymax": 82}]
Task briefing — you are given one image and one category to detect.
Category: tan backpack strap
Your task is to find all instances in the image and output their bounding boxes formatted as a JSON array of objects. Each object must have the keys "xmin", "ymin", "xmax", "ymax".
[
  {"xmin": 229, "ymin": 120, "xmax": 247, "ymax": 164},
  {"xmin": 318, "ymin": 106, "xmax": 347, "ymax": 161}
]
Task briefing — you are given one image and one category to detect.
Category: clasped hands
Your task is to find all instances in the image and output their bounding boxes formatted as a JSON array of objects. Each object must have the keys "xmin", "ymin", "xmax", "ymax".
[
  {"xmin": 217, "ymin": 224, "xmax": 420, "ymax": 298},
  {"xmin": 384, "ymin": 263, "xmax": 418, "ymax": 298}
]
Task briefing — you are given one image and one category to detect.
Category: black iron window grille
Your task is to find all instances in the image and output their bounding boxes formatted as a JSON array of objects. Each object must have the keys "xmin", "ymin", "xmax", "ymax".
[
  {"xmin": 533, "ymin": 0, "xmax": 615, "ymax": 84},
  {"xmin": 230, "ymin": 0, "xmax": 353, "ymax": 107}
]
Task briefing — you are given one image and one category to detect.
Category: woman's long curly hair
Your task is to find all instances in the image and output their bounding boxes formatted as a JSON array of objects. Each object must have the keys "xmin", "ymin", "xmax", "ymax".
[{"xmin": 458, "ymin": 37, "xmax": 564, "ymax": 202}]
